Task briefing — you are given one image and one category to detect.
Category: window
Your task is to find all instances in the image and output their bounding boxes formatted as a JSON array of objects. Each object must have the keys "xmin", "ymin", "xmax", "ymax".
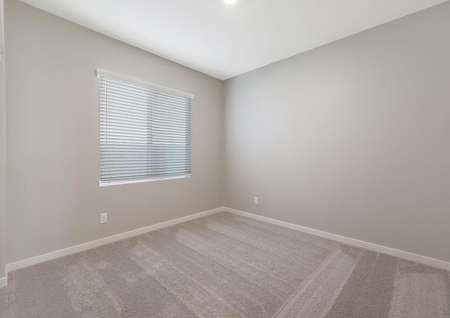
[{"xmin": 98, "ymin": 70, "xmax": 193, "ymax": 186}]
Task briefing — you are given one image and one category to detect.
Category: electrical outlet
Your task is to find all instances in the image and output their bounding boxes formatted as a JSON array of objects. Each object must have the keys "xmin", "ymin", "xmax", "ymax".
[
  {"xmin": 253, "ymin": 196, "xmax": 259, "ymax": 205},
  {"xmin": 100, "ymin": 212, "xmax": 108, "ymax": 224}
]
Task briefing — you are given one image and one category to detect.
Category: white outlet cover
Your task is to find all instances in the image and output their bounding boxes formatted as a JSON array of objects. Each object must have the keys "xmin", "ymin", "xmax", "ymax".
[
  {"xmin": 253, "ymin": 196, "xmax": 259, "ymax": 205},
  {"xmin": 100, "ymin": 213, "xmax": 108, "ymax": 224}
]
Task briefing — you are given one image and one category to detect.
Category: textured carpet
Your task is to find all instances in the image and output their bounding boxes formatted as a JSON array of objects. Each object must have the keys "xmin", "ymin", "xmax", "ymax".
[{"xmin": 1, "ymin": 211, "xmax": 449, "ymax": 317}]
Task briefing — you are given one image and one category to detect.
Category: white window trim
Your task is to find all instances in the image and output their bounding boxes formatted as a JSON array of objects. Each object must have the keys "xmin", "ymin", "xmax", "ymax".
[
  {"xmin": 99, "ymin": 174, "xmax": 192, "ymax": 187},
  {"xmin": 97, "ymin": 69, "xmax": 194, "ymax": 187},
  {"xmin": 96, "ymin": 69, "xmax": 195, "ymax": 100}
]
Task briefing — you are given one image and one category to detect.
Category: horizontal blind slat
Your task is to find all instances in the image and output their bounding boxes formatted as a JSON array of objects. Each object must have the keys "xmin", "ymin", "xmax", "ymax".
[
  {"xmin": 101, "ymin": 78, "xmax": 190, "ymax": 100},
  {"xmin": 100, "ymin": 108, "xmax": 190, "ymax": 125},
  {"xmin": 100, "ymin": 90, "xmax": 191, "ymax": 110}
]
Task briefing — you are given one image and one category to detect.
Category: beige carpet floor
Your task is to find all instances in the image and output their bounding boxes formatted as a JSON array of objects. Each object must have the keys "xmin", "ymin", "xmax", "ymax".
[{"xmin": 1, "ymin": 211, "xmax": 449, "ymax": 317}]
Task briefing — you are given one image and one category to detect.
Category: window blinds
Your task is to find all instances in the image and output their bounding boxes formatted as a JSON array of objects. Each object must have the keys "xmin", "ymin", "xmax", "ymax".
[{"xmin": 98, "ymin": 70, "xmax": 193, "ymax": 186}]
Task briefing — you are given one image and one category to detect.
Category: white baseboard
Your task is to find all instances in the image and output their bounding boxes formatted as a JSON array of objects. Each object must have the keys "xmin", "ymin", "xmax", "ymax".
[
  {"xmin": 224, "ymin": 207, "xmax": 450, "ymax": 272},
  {"xmin": 0, "ymin": 276, "xmax": 6, "ymax": 288},
  {"xmin": 6, "ymin": 207, "xmax": 223, "ymax": 273}
]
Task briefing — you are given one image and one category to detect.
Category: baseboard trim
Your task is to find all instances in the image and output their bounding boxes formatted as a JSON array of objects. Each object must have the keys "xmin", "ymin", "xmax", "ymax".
[
  {"xmin": 6, "ymin": 207, "xmax": 223, "ymax": 273},
  {"xmin": 224, "ymin": 207, "xmax": 450, "ymax": 271},
  {"xmin": 0, "ymin": 276, "xmax": 6, "ymax": 288}
]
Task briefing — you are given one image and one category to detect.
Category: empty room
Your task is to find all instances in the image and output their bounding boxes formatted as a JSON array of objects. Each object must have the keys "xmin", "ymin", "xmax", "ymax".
[{"xmin": 1, "ymin": 0, "xmax": 450, "ymax": 317}]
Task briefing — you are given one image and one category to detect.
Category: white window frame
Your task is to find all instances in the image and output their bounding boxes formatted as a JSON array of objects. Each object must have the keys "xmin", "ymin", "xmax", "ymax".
[{"xmin": 97, "ymin": 69, "xmax": 194, "ymax": 187}]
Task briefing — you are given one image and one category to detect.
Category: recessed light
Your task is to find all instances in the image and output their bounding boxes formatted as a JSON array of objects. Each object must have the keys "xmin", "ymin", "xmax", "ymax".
[{"xmin": 224, "ymin": 0, "xmax": 237, "ymax": 6}]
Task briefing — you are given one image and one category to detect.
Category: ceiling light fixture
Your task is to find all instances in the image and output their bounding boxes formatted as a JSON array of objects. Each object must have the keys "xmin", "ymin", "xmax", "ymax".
[{"xmin": 224, "ymin": 0, "xmax": 237, "ymax": 6}]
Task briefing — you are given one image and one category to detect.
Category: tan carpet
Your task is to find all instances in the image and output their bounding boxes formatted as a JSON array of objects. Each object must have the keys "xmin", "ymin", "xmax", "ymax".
[{"xmin": 1, "ymin": 211, "xmax": 449, "ymax": 317}]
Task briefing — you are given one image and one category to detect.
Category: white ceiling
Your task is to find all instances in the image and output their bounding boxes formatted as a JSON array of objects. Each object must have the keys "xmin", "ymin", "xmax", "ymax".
[{"xmin": 20, "ymin": 0, "xmax": 448, "ymax": 80}]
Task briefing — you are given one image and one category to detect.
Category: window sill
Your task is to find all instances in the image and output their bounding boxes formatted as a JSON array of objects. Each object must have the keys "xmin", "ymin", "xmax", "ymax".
[{"xmin": 99, "ymin": 174, "xmax": 192, "ymax": 187}]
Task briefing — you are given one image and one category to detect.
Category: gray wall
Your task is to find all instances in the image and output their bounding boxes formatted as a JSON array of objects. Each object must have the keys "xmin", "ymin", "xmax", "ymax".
[
  {"xmin": 225, "ymin": 2, "xmax": 450, "ymax": 262},
  {"xmin": 0, "ymin": 0, "xmax": 6, "ymax": 278},
  {"xmin": 5, "ymin": 0, "xmax": 224, "ymax": 263}
]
